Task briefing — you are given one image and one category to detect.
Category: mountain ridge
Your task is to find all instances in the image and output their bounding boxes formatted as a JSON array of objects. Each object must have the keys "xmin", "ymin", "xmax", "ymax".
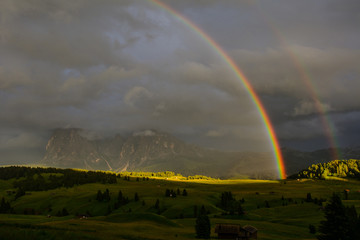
[
  {"xmin": 40, "ymin": 128, "xmax": 360, "ymax": 178},
  {"xmin": 40, "ymin": 128, "xmax": 277, "ymax": 178}
]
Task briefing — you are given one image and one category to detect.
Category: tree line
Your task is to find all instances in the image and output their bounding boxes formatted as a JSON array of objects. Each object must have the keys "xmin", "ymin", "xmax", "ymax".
[
  {"xmin": 217, "ymin": 191, "xmax": 245, "ymax": 216},
  {"xmin": 120, "ymin": 171, "xmax": 216, "ymax": 180},
  {"xmin": 0, "ymin": 166, "xmax": 117, "ymax": 192}
]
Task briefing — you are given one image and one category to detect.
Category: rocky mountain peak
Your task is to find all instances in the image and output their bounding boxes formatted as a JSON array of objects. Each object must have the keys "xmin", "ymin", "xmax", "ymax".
[
  {"xmin": 40, "ymin": 128, "xmax": 284, "ymax": 178},
  {"xmin": 46, "ymin": 128, "xmax": 85, "ymax": 150},
  {"xmin": 41, "ymin": 128, "xmax": 194, "ymax": 172}
]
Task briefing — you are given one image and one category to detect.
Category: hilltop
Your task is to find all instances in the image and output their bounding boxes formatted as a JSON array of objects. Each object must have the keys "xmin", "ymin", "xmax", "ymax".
[{"xmin": 290, "ymin": 159, "xmax": 360, "ymax": 180}]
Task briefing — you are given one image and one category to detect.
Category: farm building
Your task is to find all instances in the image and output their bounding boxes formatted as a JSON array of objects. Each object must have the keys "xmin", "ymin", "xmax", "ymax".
[{"xmin": 215, "ymin": 223, "xmax": 257, "ymax": 240}]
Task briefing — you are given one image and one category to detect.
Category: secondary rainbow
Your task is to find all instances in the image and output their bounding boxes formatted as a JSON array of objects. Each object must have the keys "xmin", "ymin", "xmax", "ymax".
[
  {"xmin": 150, "ymin": 0, "xmax": 286, "ymax": 179},
  {"xmin": 256, "ymin": 7, "xmax": 341, "ymax": 160}
]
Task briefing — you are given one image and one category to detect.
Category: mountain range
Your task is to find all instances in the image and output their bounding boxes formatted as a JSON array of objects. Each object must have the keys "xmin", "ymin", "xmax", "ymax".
[{"xmin": 40, "ymin": 128, "xmax": 360, "ymax": 179}]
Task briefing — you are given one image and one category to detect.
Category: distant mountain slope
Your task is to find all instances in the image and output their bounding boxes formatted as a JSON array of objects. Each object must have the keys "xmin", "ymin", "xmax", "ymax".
[
  {"xmin": 281, "ymin": 148, "xmax": 332, "ymax": 174},
  {"xmin": 40, "ymin": 128, "xmax": 277, "ymax": 178},
  {"xmin": 40, "ymin": 128, "xmax": 359, "ymax": 178}
]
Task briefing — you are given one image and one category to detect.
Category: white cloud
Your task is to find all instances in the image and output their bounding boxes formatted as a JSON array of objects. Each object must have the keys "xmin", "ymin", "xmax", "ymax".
[
  {"xmin": 292, "ymin": 100, "xmax": 332, "ymax": 116},
  {"xmin": 133, "ymin": 129, "xmax": 156, "ymax": 137},
  {"xmin": 124, "ymin": 86, "xmax": 153, "ymax": 107},
  {"xmin": 206, "ymin": 130, "xmax": 225, "ymax": 137}
]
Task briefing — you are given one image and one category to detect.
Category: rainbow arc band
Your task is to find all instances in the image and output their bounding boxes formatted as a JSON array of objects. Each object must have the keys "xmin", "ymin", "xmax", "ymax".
[
  {"xmin": 254, "ymin": 3, "xmax": 341, "ymax": 161},
  {"xmin": 150, "ymin": 0, "xmax": 286, "ymax": 179}
]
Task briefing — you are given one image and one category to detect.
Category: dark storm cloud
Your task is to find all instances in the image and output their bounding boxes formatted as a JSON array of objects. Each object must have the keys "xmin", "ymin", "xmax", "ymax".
[
  {"xmin": 186, "ymin": 0, "xmax": 360, "ymax": 149},
  {"xmin": 231, "ymin": 46, "xmax": 360, "ymax": 147},
  {"xmin": 0, "ymin": 0, "xmax": 272, "ymax": 163},
  {"xmin": 1, "ymin": 0, "xmax": 359, "ymax": 164}
]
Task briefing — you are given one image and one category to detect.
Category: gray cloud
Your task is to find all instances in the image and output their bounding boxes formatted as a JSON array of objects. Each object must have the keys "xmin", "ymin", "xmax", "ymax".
[{"xmin": 0, "ymin": 0, "xmax": 359, "ymax": 164}]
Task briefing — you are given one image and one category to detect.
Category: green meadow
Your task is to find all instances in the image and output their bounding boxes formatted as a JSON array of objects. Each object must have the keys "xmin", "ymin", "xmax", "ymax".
[{"xmin": 1, "ymin": 175, "xmax": 360, "ymax": 240}]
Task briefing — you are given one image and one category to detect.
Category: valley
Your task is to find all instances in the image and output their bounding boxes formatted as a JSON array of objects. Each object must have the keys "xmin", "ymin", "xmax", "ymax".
[{"xmin": 1, "ymin": 166, "xmax": 360, "ymax": 239}]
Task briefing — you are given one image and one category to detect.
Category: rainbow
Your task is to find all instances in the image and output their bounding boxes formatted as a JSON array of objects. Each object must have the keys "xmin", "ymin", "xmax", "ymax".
[
  {"xmin": 150, "ymin": 0, "xmax": 286, "ymax": 179},
  {"xmin": 256, "ymin": 8, "xmax": 341, "ymax": 160},
  {"xmin": 283, "ymin": 48, "xmax": 341, "ymax": 160}
]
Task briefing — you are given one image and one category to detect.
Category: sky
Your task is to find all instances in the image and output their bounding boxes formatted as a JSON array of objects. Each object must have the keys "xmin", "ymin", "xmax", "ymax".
[{"xmin": 1, "ymin": 0, "xmax": 360, "ymax": 164}]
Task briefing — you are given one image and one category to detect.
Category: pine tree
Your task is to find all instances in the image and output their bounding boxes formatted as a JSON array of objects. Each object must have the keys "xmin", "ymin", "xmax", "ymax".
[
  {"xmin": 306, "ymin": 193, "xmax": 313, "ymax": 202},
  {"xmin": 237, "ymin": 202, "xmax": 244, "ymax": 215},
  {"xmin": 154, "ymin": 199, "xmax": 160, "ymax": 209},
  {"xmin": 318, "ymin": 193, "xmax": 351, "ymax": 240},
  {"xmin": 62, "ymin": 208, "xmax": 69, "ymax": 216},
  {"xmin": 165, "ymin": 189, "xmax": 170, "ymax": 197},
  {"xmin": 104, "ymin": 189, "xmax": 110, "ymax": 202},
  {"xmin": 200, "ymin": 205, "xmax": 206, "ymax": 215},
  {"xmin": 134, "ymin": 192, "xmax": 139, "ymax": 202},
  {"xmin": 345, "ymin": 205, "xmax": 360, "ymax": 239},
  {"xmin": 118, "ymin": 190, "xmax": 123, "ymax": 202},
  {"xmin": 309, "ymin": 224, "xmax": 316, "ymax": 234},
  {"xmin": 96, "ymin": 190, "xmax": 103, "ymax": 201},
  {"xmin": 195, "ymin": 206, "xmax": 210, "ymax": 239},
  {"xmin": 0, "ymin": 197, "xmax": 11, "ymax": 213}
]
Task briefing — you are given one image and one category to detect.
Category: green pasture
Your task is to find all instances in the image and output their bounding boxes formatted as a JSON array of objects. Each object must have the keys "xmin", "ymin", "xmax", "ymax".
[{"xmin": 1, "ymin": 176, "xmax": 360, "ymax": 239}]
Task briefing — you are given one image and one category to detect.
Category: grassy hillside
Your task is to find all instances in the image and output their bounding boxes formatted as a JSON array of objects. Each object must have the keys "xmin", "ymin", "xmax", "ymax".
[{"xmin": 1, "ymin": 168, "xmax": 360, "ymax": 239}]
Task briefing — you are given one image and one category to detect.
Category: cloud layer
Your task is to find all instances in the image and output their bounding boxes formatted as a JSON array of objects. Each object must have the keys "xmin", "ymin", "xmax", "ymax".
[{"xmin": 1, "ymin": 0, "xmax": 360, "ymax": 164}]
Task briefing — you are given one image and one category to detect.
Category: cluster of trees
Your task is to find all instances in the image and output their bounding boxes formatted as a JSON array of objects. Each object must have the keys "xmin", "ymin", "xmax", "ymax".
[
  {"xmin": 1, "ymin": 166, "xmax": 115, "ymax": 182},
  {"xmin": 122, "ymin": 176, "xmax": 131, "ymax": 181},
  {"xmin": 317, "ymin": 193, "xmax": 360, "ymax": 239},
  {"xmin": 96, "ymin": 189, "xmax": 111, "ymax": 202},
  {"xmin": 165, "ymin": 188, "xmax": 187, "ymax": 197},
  {"xmin": 120, "ymin": 171, "xmax": 181, "ymax": 178},
  {"xmin": 292, "ymin": 159, "xmax": 360, "ymax": 179},
  {"xmin": 305, "ymin": 193, "xmax": 326, "ymax": 206},
  {"xmin": 119, "ymin": 171, "xmax": 215, "ymax": 180},
  {"xmin": 8, "ymin": 167, "xmax": 117, "ymax": 192},
  {"xmin": 55, "ymin": 208, "xmax": 69, "ymax": 217},
  {"xmin": 115, "ymin": 190, "xmax": 130, "ymax": 207},
  {"xmin": 186, "ymin": 175, "xmax": 216, "ymax": 180},
  {"xmin": 96, "ymin": 189, "xmax": 136, "ymax": 207},
  {"xmin": 217, "ymin": 191, "xmax": 244, "ymax": 215},
  {"xmin": 96, "ymin": 189, "xmax": 139, "ymax": 214},
  {"xmin": 0, "ymin": 198, "xmax": 13, "ymax": 213},
  {"xmin": 0, "ymin": 166, "xmax": 41, "ymax": 180}
]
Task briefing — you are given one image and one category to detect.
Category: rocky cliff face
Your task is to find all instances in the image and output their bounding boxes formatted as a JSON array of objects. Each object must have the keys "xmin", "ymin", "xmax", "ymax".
[
  {"xmin": 43, "ymin": 128, "xmax": 345, "ymax": 178},
  {"xmin": 42, "ymin": 128, "xmax": 110, "ymax": 169},
  {"xmin": 41, "ymin": 128, "xmax": 212, "ymax": 174}
]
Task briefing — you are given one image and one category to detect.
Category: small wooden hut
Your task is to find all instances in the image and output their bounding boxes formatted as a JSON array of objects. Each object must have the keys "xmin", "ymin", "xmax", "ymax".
[
  {"xmin": 242, "ymin": 225, "xmax": 258, "ymax": 239},
  {"xmin": 215, "ymin": 223, "xmax": 257, "ymax": 240}
]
